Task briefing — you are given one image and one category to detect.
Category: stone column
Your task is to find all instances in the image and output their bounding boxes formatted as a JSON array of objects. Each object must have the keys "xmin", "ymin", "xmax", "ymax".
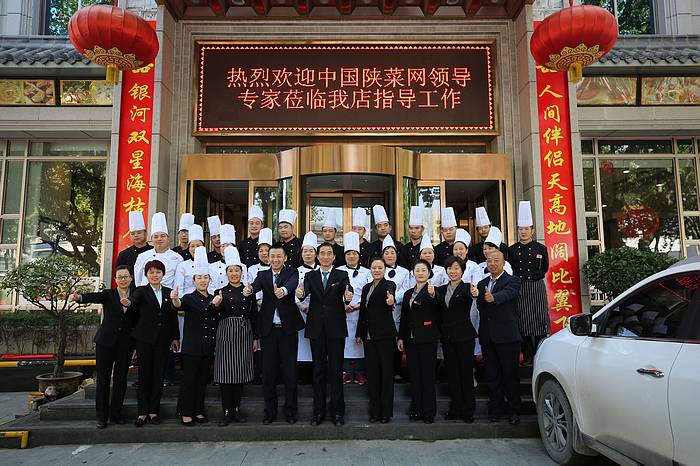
[
  {"xmin": 654, "ymin": 0, "xmax": 700, "ymax": 35},
  {"xmin": 0, "ymin": 0, "xmax": 41, "ymax": 35}
]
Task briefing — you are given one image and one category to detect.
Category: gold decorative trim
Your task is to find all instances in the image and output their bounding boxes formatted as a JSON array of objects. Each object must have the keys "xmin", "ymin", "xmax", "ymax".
[{"xmin": 84, "ymin": 46, "xmax": 143, "ymax": 70}]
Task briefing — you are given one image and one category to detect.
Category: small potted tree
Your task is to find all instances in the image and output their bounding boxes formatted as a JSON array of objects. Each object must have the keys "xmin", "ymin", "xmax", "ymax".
[
  {"xmin": 584, "ymin": 246, "xmax": 676, "ymax": 301},
  {"xmin": 0, "ymin": 254, "xmax": 93, "ymax": 396}
]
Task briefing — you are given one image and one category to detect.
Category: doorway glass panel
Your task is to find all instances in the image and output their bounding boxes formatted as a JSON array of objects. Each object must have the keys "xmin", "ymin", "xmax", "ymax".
[{"xmin": 308, "ymin": 195, "xmax": 343, "ymax": 245}]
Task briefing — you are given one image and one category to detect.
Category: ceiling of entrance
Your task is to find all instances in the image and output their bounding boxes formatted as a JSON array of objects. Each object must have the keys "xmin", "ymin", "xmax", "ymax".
[{"xmin": 158, "ymin": 0, "xmax": 530, "ymax": 19}]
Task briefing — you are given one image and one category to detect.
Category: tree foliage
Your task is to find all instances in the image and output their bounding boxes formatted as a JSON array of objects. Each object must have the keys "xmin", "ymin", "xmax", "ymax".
[{"xmin": 584, "ymin": 246, "xmax": 676, "ymax": 300}]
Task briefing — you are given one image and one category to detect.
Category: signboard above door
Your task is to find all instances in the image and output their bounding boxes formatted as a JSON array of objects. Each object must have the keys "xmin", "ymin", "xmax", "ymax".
[{"xmin": 195, "ymin": 43, "xmax": 496, "ymax": 136}]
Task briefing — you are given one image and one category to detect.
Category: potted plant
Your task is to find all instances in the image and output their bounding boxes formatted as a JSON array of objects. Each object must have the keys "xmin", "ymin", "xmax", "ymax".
[
  {"xmin": 584, "ymin": 246, "xmax": 676, "ymax": 300},
  {"xmin": 0, "ymin": 254, "xmax": 94, "ymax": 396}
]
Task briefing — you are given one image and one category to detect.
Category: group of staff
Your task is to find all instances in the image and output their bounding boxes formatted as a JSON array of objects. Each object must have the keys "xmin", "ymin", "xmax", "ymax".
[{"xmin": 76, "ymin": 200, "xmax": 549, "ymax": 428}]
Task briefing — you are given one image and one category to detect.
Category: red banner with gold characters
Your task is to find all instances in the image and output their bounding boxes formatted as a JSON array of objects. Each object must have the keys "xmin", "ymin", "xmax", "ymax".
[
  {"xmin": 112, "ymin": 20, "xmax": 156, "ymax": 270},
  {"xmin": 534, "ymin": 25, "xmax": 583, "ymax": 334}
]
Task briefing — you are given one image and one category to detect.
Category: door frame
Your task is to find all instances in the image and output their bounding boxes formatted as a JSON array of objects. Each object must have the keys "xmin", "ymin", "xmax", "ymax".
[{"xmin": 305, "ymin": 192, "xmax": 386, "ymax": 237}]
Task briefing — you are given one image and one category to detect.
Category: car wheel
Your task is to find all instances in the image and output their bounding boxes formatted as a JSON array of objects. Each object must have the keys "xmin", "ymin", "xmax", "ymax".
[{"xmin": 537, "ymin": 379, "xmax": 589, "ymax": 465}]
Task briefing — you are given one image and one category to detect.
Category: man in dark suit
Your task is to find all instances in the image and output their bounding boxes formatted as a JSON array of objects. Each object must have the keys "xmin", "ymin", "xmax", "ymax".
[
  {"xmin": 296, "ymin": 242, "xmax": 353, "ymax": 426},
  {"xmin": 244, "ymin": 244, "xmax": 303, "ymax": 424},
  {"xmin": 475, "ymin": 249, "xmax": 522, "ymax": 425}
]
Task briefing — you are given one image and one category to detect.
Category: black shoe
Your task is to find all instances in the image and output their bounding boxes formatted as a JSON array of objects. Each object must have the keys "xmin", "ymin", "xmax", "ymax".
[
  {"xmin": 369, "ymin": 416, "xmax": 379, "ymax": 423},
  {"xmin": 286, "ymin": 414, "xmax": 297, "ymax": 424},
  {"xmin": 310, "ymin": 415, "xmax": 324, "ymax": 426},
  {"xmin": 96, "ymin": 420, "xmax": 107, "ymax": 429},
  {"xmin": 134, "ymin": 417, "xmax": 147, "ymax": 427},
  {"xmin": 380, "ymin": 417, "xmax": 390, "ymax": 424},
  {"xmin": 233, "ymin": 409, "xmax": 247, "ymax": 423},
  {"xmin": 443, "ymin": 411, "xmax": 460, "ymax": 421},
  {"xmin": 333, "ymin": 415, "xmax": 344, "ymax": 426},
  {"xmin": 488, "ymin": 415, "xmax": 501, "ymax": 423},
  {"xmin": 195, "ymin": 415, "xmax": 209, "ymax": 424},
  {"xmin": 181, "ymin": 417, "xmax": 196, "ymax": 426},
  {"xmin": 409, "ymin": 413, "xmax": 422, "ymax": 422},
  {"xmin": 219, "ymin": 410, "xmax": 233, "ymax": 426},
  {"xmin": 423, "ymin": 416, "xmax": 434, "ymax": 424},
  {"xmin": 149, "ymin": 415, "xmax": 160, "ymax": 425},
  {"xmin": 263, "ymin": 414, "xmax": 276, "ymax": 425},
  {"xmin": 509, "ymin": 414, "xmax": 520, "ymax": 425}
]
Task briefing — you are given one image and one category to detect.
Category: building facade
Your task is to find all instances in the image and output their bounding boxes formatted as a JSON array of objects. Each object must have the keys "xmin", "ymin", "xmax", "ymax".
[{"xmin": 0, "ymin": 0, "xmax": 698, "ymax": 309}]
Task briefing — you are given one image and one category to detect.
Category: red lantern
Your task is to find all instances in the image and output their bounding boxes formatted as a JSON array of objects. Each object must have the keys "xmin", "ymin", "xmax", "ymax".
[
  {"xmin": 530, "ymin": 0, "xmax": 618, "ymax": 83},
  {"xmin": 68, "ymin": 5, "xmax": 159, "ymax": 84}
]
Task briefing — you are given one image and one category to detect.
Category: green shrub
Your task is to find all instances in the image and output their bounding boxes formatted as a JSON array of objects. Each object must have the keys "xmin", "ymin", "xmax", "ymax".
[{"xmin": 584, "ymin": 246, "xmax": 676, "ymax": 300}]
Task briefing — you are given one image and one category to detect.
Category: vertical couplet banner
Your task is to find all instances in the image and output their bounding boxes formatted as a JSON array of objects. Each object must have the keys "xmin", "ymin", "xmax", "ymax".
[
  {"xmin": 112, "ymin": 20, "xmax": 156, "ymax": 270},
  {"xmin": 534, "ymin": 22, "xmax": 583, "ymax": 334}
]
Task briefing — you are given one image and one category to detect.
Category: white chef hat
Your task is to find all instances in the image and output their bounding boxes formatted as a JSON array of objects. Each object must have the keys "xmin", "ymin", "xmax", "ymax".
[
  {"xmin": 224, "ymin": 245, "xmax": 243, "ymax": 269},
  {"xmin": 352, "ymin": 207, "xmax": 367, "ymax": 228},
  {"xmin": 188, "ymin": 224, "xmax": 204, "ymax": 244},
  {"xmin": 475, "ymin": 207, "xmax": 491, "ymax": 227},
  {"xmin": 193, "ymin": 246, "xmax": 209, "ymax": 276},
  {"xmin": 454, "ymin": 228, "xmax": 471, "ymax": 247},
  {"xmin": 207, "ymin": 215, "xmax": 222, "ymax": 236},
  {"xmin": 373, "ymin": 205, "xmax": 389, "ymax": 225},
  {"xmin": 279, "ymin": 209, "xmax": 297, "ymax": 225},
  {"xmin": 128, "ymin": 211, "xmax": 146, "ymax": 233},
  {"xmin": 258, "ymin": 228, "xmax": 273, "ymax": 246},
  {"xmin": 322, "ymin": 209, "xmax": 338, "ymax": 230},
  {"xmin": 150, "ymin": 212, "xmax": 168, "ymax": 236},
  {"xmin": 382, "ymin": 234, "xmax": 396, "ymax": 251},
  {"xmin": 518, "ymin": 201, "xmax": 534, "ymax": 227},
  {"xmin": 409, "ymin": 206, "xmax": 424, "ymax": 227},
  {"xmin": 220, "ymin": 224, "xmax": 236, "ymax": 245},
  {"xmin": 302, "ymin": 231, "xmax": 318, "ymax": 250},
  {"xmin": 178, "ymin": 213, "xmax": 195, "ymax": 232},
  {"xmin": 419, "ymin": 234, "xmax": 433, "ymax": 252},
  {"xmin": 344, "ymin": 231, "xmax": 360, "ymax": 253},
  {"xmin": 484, "ymin": 226, "xmax": 502, "ymax": 247},
  {"xmin": 441, "ymin": 207, "xmax": 457, "ymax": 228},
  {"xmin": 249, "ymin": 205, "xmax": 264, "ymax": 222}
]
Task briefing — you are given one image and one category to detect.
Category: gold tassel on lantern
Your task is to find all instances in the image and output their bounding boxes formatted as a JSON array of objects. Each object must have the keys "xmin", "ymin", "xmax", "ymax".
[
  {"xmin": 568, "ymin": 62, "xmax": 583, "ymax": 83},
  {"xmin": 105, "ymin": 64, "xmax": 119, "ymax": 84}
]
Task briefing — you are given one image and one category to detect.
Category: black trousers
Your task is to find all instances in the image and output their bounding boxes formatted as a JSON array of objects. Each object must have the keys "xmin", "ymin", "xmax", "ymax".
[
  {"xmin": 94, "ymin": 339, "xmax": 133, "ymax": 422},
  {"xmin": 405, "ymin": 340, "xmax": 437, "ymax": 418},
  {"xmin": 309, "ymin": 334, "xmax": 345, "ymax": 417},
  {"xmin": 135, "ymin": 333, "xmax": 171, "ymax": 415},
  {"xmin": 178, "ymin": 354, "xmax": 212, "ymax": 417},
  {"xmin": 482, "ymin": 341, "xmax": 521, "ymax": 416},
  {"xmin": 220, "ymin": 383, "xmax": 244, "ymax": 411},
  {"xmin": 364, "ymin": 338, "xmax": 395, "ymax": 419},
  {"xmin": 443, "ymin": 339, "xmax": 476, "ymax": 418},
  {"xmin": 522, "ymin": 334, "xmax": 546, "ymax": 362},
  {"xmin": 261, "ymin": 326, "xmax": 299, "ymax": 417}
]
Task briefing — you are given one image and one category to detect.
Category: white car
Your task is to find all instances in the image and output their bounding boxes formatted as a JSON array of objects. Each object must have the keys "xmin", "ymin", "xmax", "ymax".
[{"xmin": 533, "ymin": 259, "xmax": 700, "ymax": 466}]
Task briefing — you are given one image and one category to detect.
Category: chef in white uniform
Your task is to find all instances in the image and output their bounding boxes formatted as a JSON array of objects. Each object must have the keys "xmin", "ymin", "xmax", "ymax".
[
  {"xmin": 133, "ymin": 212, "xmax": 184, "ymax": 289},
  {"xmin": 338, "ymin": 231, "xmax": 371, "ymax": 384},
  {"xmin": 209, "ymin": 224, "xmax": 247, "ymax": 292},
  {"xmin": 247, "ymin": 227, "xmax": 273, "ymax": 305},
  {"xmin": 296, "ymin": 231, "xmax": 318, "ymax": 363}
]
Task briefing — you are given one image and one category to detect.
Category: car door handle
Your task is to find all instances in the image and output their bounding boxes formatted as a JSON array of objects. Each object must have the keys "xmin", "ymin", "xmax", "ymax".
[{"xmin": 636, "ymin": 368, "xmax": 664, "ymax": 378}]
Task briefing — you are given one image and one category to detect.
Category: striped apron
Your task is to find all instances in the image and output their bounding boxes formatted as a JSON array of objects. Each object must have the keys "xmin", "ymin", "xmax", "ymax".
[
  {"xmin": 214, "ymin": 316, "xmax": 254, "ymax": 384},
  {"xmin": 517, "ymin": 279, "xmax": 550, "ymax": 337}
]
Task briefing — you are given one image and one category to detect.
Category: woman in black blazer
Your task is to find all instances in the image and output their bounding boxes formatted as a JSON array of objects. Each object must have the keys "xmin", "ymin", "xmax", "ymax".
[
  {"xmin": 70, "ymin": 264, "xmax": 136, "ymax": 429},
  {"xmin": 398, "ymin": 259, "xmax": 441, "ymax": 423},
  {"xmin": 127, "ymin": 260, "xmax": 180, "ymax": 427},
  {"xmin": 355, "ymin": 258, "xmax": 397, "ymax": 423},
  {"xmin": 173, "ymin": 260, "xmax": 221, "ymax": 426},
  {"xmin": 438, "ymin": 256, "xmax": 478, "ymax": 423}
]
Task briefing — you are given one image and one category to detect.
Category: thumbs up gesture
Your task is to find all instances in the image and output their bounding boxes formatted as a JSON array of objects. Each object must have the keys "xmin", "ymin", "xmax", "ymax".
[
  {"xmin": 295, "ymin": 281, "xmax": 305, "ymax": 299},
  {"xmin": 344, "ymin": 285, "xmax": 353, "ymax": 302},
  {"xmin": 274, "ymin": 283, "xmax": 286, "ymax": 299},
  {"xmin": 120, "ymin": 297, "xmax": 131, "ymax": 307},
  {"xmin": 471, "ymin": 284, "xmax": 479, "ymax": 298},
  {"xmin": 212, "ymin": 290, "xmax": 223, "ymax": 307},
  {"xmin": 484, "ymin": 288, "xmax": 494, "ymax": 303},
  {"xmin": 386, "ymin": 290, "xmax": 395, "ymax": 306},
  {"xmin": 243, "ymin": 284, "xmax": 253, "ymax": 297},
  {"xmin": 170, "ymin": 287, "xmax": 179, "ymax": 300},
  {"xmin": 427, "ymin": 280, "xmax": 435, "ymax": 297}
]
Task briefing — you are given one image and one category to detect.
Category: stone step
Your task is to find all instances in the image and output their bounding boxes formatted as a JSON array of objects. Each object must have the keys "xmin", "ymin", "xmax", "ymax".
[
  {"xmin": 83, "ymin": 379, "xmax": 534, "ymax": 400},
  {"xmin": 1, "ymin": 412, "xmax": 539, "ymax": 448}
]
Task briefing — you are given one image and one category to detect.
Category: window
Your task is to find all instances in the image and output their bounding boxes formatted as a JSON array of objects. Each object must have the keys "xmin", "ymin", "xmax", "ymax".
[
  {"xmin": 44, "ymin": 0, "xmax": 114, "ymax": 36},
  {"xmin": 583, "ymin": 0, "xmax": 654, "ymax": 35},
  {"xmin": 577, "ymin": 76, "xmax": 700, "ymax": 107},
  {"xmin": 599, "ymin": 273, "xmax": 700, "ymax": 340}
]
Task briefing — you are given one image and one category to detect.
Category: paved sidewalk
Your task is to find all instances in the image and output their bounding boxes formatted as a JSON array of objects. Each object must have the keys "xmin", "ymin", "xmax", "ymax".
[
  {"xmin": 1, "ymin": 439, "xmax": 560, "ymax": 465},
  {"xmin": 0, "ymin": 392, "xmax": 30, "ymax": 426}
]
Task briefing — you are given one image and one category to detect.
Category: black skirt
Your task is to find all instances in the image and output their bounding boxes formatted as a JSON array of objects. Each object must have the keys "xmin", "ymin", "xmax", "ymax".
[
  {"xmin": 517, "ymin": 279, "xmax": 550, "ymax": 337},
  {"xmin": 214, "ymin": 316, "xmax": 254, "ymax": 384}
]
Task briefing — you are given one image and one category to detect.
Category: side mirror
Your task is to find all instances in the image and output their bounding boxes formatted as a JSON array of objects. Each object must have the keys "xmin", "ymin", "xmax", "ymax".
[{"xmin": 568, "ymin": 313, "xmax": 592, "ymax": 336}]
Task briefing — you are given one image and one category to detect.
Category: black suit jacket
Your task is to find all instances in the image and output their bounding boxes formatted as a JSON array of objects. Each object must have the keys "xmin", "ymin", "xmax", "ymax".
[
  {"xmin": 80, "ymin": 289, "xmax": 136, "ymax": 348},
  {"xmin": 356, "ymin": 279, "xmax": 397, "ymax": 341},
  {"xmin": 476, "ymin": 272, "xmax": 522, "ymax": 345},
  {"xmin": 180, "ymin": 291, "xmax": 219, "ymax": 357},
  {"xmin": 299, "ymin": 268, "xmax": 351, "ymax": 340},
  {"xmin": 438, "ymin": 282, "xmax": 477, "ymax": 343},
  {"xmin": 399, "ymin": 285, "xmax": 441, "ymax": 344},
  {"xmin": 252, "ymin": 266, "xmax": 304, "ymax": 337},
  {"xmin": 130, "ymin": 285, "xmax": 180, "ymax": 345}
]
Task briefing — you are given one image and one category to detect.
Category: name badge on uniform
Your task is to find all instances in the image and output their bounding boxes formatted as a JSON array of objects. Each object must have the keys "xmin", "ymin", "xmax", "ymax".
[
  {"xmin": 423, "ymin": 321, "xmax": 432, "ymax": 326},
  {"xmin": 536, "ymin": 254, "xmax": 543, "ymax": 259}
]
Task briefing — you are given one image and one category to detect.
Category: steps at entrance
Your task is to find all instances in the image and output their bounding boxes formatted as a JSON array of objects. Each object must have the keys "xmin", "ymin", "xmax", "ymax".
[{"xmin": 1, "ymin": 367, "xmax": 539, "ymax": 448}]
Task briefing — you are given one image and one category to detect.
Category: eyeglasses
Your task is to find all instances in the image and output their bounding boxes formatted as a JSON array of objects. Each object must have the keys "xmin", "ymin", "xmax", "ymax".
[{"xmin": 115, "ymin": 275, "xmax": 131, "ymax": 280}]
